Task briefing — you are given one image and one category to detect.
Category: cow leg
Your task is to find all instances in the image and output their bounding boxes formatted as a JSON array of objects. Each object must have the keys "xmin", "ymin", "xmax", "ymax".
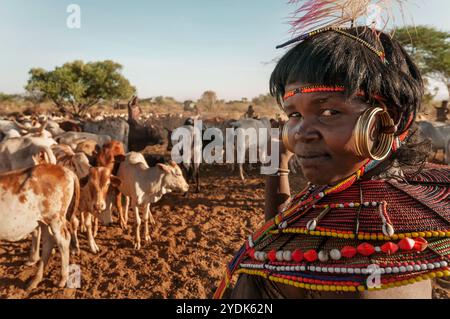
[
  {"xmin": 143, "ymin": 204, "xmax": 152, "ymax": 243},
  {"xmin": 118, "ymin": 193, "xmax": 128, "ymax": 230},
  {"xmin": 195, "ymin": 166, "xmax": 200, "ymax": 193},
  {"xmin": 80, "ymin": 211, "xmax": 87, "ymax": 233},
  {"xmin": 49, "ymin": 218, "xmax": 71, "ymax": 288},
  {"xmin": 70, "ymin": 214, "xmax": 81, "ymax": 255},
  {"xmin": 93, "ymin": 216, "xmax": 99, "ymax": 238},
  {"xmin": 239, "ymin": 163, "xmax": 245, "ymax": 180},
  {"xmin": 27, "ymin": 225, "xmax": 54, "ymax": 290},
  {"xmin": 26, "ymin": 227, "xmax": 41, "ymax": 266},
  {"xmin": 124, "ymin": 196, "xmax": 130, "ymax": 226},
  {"xmin": 85, "ymin": 213, "xmax": 100, "ymax": 254},
  {"xmin": 134, "ymin": 205, "xmax": 142, "ymax": 250}
]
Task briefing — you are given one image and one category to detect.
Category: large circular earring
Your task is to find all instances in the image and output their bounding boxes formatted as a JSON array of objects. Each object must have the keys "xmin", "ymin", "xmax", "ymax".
[
  {"xmin": 281, "ymin": 122, "xmax": 295, "ymax": 153},
  {"xmin": 353, "ymin": 107, "xmax": 395, "ymax": 161}
]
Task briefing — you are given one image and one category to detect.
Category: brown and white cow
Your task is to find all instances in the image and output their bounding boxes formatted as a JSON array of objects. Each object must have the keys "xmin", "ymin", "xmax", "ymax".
[
  {"xmin": 0, "ymin": 164, "xmax": 79, "ymax": 289},
  {"xmin": 72, "ymin": 166, "xmax": 121, "ymax": 254}
]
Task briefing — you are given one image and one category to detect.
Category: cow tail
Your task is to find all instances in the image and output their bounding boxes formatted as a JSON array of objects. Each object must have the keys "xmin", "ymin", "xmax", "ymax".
[{"xmin": 67, "ymin": 170, "xmax": 80, "ymax": 222}]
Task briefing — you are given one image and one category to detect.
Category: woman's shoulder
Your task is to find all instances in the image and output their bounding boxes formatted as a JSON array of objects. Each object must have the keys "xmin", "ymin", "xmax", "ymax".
[{"xmin": 402, "ymin": 162, "xmax": 450, "ymax": 185}]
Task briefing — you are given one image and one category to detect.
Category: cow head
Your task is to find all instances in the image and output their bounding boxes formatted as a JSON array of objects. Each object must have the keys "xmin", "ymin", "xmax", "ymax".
[
  {"xmin": 80, "ymin": 167, "xmax": 121, "ymax": 213},
  {"xmin": 157, "ymin": 161, "xmax": 189, "ymax": 194},
  {"xmin": 146, "ymin": 124, "xmax": 165, "ymax": 145}
]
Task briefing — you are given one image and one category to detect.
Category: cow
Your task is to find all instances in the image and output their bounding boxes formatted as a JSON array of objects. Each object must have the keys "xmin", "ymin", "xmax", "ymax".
[
  {"xmin": 51, "ymin": 144, "xmax": 91, "ymax": 179},
  {"xmin": 94, "ymin": 140, "xmax": 126, "ymax": 227},
  {"xmin": 0, "ymin": 137, "xmax": 56, "ymax": 173},
  {"xmin": 418, "ymin": 121, "xmax": 450, "ymax": 162},
  {"xmin": 56, "ymin": 132, "xmax": 111, "ymax": 148},
  {"xmin": 0, "ymin": 164, "xmax": 79, "ymax": 289},
  {"xmin": 127, "ymin": 97, "xmax": 165, "ymax": 151},
  {"xmin": 226, "ymin": 117, "xmax": 271, "ymax": 180},
  {"xmin": 72, "ymin": 166, "xmax": 121, "ymax": 254},
  {"xmin": 59, "ymin": 120, "xmax": 83, "ymax": 132},
  {"xmin": 117, "ymin": 153, "xmax": 189, "ymax": 249},
  {"xmin": 83, "ymin": 118, "xmax": 130, "ymax": 152}
]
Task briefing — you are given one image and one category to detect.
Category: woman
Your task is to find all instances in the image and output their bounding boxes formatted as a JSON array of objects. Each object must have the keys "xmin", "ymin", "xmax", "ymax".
[{"xmin": 214, "ymin": 27, "xmax": 450, "ymax": 299}]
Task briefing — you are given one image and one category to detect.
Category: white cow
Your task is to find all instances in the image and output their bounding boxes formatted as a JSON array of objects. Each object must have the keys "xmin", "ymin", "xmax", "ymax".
[
  {"xmin": 0, "ymin": 164, "xmax": 79, "ymax": 289},
  {"xmin": 0, "ymin": 137, "xmax": 56, "ymax": 173},
  {"xmin": 56, "ymin": 132, "xmax": 112, "ymax": 148},
  {"xmin": 117, "ymin": 153, "xmax": 189, "ymax": 249},
  {"xmin": 226, "ymin": 117, "xmax": 271, "ymax": 180}
]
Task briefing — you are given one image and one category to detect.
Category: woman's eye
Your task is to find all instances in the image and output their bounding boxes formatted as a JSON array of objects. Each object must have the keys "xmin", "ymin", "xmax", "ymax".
[
  {"xmin": 321, "ymin": 109, "xmax": 340, "ymax": 117},
  {"xmin": 288, "ymin": 112, "xmax": 302, "ymax": 119}
]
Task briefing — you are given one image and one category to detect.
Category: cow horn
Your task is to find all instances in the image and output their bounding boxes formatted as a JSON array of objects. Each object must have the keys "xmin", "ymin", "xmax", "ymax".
[{"xmin": 12, "ymin": 119, "xmax": 30, "ymax": 132}]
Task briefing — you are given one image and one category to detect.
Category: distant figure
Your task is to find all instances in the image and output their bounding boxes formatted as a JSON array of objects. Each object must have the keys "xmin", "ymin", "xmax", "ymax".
[
  {"xmin": 435, "ymin": 100, "xmax": 449, "ymax": 122},
  {"xmin": 244, "ymin": 105, "xmax": 255, "ymax": 119}
]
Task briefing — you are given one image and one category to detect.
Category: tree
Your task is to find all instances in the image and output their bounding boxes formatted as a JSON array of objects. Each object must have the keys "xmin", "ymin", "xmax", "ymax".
[
  {"xmin": 198, "ymin": 90, "xmax": 217, "ymax": 111},
  {"xmin": 394, "ymin": 26, "xmax": 450, "ymax": 94},
  {"xmin": 25, "ymin": 60, "xmax": 136, "ymax": 117}
]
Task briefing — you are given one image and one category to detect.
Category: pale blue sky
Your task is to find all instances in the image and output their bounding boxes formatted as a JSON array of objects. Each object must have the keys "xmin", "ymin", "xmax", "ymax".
[{"xmin": 0, "ymin": 0, "xmax": 449, "ymax": 101}]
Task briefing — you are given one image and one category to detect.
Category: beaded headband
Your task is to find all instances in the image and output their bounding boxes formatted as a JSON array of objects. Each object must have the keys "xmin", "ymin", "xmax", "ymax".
[{"xmin": 276, "ymin": 27, "xmax": 387, "ymax": 64}]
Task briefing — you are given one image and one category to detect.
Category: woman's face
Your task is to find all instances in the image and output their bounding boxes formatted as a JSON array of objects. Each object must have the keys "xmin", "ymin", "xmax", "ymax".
[{"xmin": 284, "ymin": 82, "xmax": 371, "ymax": 186}]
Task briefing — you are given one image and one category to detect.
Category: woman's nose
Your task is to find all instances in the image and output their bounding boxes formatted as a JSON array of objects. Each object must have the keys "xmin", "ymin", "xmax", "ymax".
[{"xmin": 293, "ymin": 121, "xmax": 320, "ymax": 143}]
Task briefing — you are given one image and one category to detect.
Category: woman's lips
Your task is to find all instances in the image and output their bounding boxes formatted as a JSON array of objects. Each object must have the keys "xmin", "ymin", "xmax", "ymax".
[{"xmin": 296, "ymin": 154, "xmax": 331, "ymax": 166}]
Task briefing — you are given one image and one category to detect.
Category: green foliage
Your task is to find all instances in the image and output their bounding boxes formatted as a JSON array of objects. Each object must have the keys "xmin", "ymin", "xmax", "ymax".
[
  {"xmin": 25, "ymin": 60, "xmax": 135, "ymax": 117},
  {"xmin": 395, "ymin": 26, "xmax": 450, "ymax": 89}
]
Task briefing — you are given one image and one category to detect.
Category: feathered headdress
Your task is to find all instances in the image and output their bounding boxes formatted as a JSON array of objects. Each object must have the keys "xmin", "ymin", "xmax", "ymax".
[{"xmin": 276, "ymin": 0, "xmax": 408, "ymax": 62}]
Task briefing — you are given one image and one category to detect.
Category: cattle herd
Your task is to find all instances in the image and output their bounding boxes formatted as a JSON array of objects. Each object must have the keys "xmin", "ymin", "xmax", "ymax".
[{"xmin": 0, "ymin": 98, "xmax": 449, "ymax": 292}]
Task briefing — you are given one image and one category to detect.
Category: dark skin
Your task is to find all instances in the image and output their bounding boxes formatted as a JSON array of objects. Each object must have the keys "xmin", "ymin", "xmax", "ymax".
[{"xmin": 255, "ymin": 81, "xmax": 431, "ymax": 299}]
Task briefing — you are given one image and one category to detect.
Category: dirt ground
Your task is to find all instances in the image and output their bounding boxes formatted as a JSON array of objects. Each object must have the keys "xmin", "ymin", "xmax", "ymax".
[{"xmin": 0, "ymin": 146, "xmax": 449, "ymax": 299}]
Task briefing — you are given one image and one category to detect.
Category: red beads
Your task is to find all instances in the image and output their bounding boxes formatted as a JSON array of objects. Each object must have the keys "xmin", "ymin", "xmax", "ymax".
[
  {"xmin": 248, "ymin": 248, "xmax": 255, "ymax": 259},
  {"xmin": 292, "ymin": 249, "xmax": 304, "ymax": 262},
  {"xmin": 304, "ymin": 250, "xmax": 318, "ymax": 262},
  {"xmin": 357, "ymin": 243, "xmax": 375, "ymax": 256},
  {"xmin": 413, "ymin": 238, "xmax": 428, "ymax": 252},
  {"xmin": 398, "ymin": 238, "xmax": 415, "ymax": 251},
  {"xmin": 381, "ymin": 242, "xmax": 398, "ymax": 255},
  {"xmin": 268, "ymin": 249, "xmax": 277, "ymax": 262},
  {"xmin": 341, "ymin": 246, "xmax": 357, "ymax": 258}
]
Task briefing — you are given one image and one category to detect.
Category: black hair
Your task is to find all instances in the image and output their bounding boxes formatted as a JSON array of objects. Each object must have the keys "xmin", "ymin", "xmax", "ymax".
[
  {"xmin": 270, "ymin": 27, "xmax": 424, "ymax": 135},
  {"xmin": 270, "ymin": 27, "xmax": 430, "ymax": 172}
]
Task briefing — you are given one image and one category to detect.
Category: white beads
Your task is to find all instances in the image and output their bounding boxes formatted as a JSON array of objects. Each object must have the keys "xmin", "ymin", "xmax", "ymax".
[
  {"xmin": 392, "ymin": 267, "xmax": 399, "ymax": 274},
  {"xmin": 300, "ymin": 266, "xmax": 306, "ymax": 271},
  {"xmin": 321, "ymin": 267, "xmax": 328, "ymax": 272},
  {"xmin": 283, "ymin": 250, "xmax": 292, "ymax": 262},
  {"xmin": 427, "ymin": 263, "xmax": 435, "ymax": 270},
  {"xmin": 406, "ymin": 265, "xmax": 414, "ymax": 272},
  {"xmin": 374, "ymin": 246, "xmax": 381, "ymax": 253},
  {"xmin": 279, "ymin": 221, "xmax": 288, "ymax": 229},
  {"xmin": 440, "ymin": 261, "xmax": 448, "ymax": 267},
  {"xmin": 420, "ymin": 264, "xmax": 428, "ymax": 271},
  {"xmin": 354, "ymin": 268, "xmax": 361, "ymax": 274},
  {"xmin": 330, "ymin": 249, "xmax": 342, "ymax": 260},
  {"xmin": 413, "ymin": 265, "xmax": 421, "ymax": 271},
  {"xmin": 399, "ymin": 266, "xmax": 406, "ymax": 273},
  {"xmin": 347, "ymin": 268, "xmax": 354, "ymax": 274},
  {"xmin": 371, "ymin": 201, "xmax": 377, "ymax": 207},
  {"xmin": 334, "ymin": 268, "xmax": 341, "ymax": 274},
  {"xmin": 433, "ymin": 262, "xmax": 441, "ymax": 268},
  {"xmin": 349, "ymin": 203, "xmax": 355, "ymax": 208},
  {"xmin": 310, "ymin": 266, "xmax": 316, "ymax": 271},
  {"xmin": 319, "ymin": 192, "xmax": 325, "ymax": 198},
  {"xmin": 328, "ymin": 267, "xmax": 334, "ymax": 273},
  {"xmin": 363, "ymin": 202, "xmax": 370, "ymax": 207},
  {"xmin": 318, "ymin": 250, "xmax": 329, "ymax": 262},
  {"xmin": 340, "ymin": 267, "xmax": 347, "ymax": 274},
  {"xmin": 361, "ymin": 268, "xmax": 368, "ymax": 275},
  {"xmin": 276, "ymin": 251, "xmax": 284, "ymax": 261}
]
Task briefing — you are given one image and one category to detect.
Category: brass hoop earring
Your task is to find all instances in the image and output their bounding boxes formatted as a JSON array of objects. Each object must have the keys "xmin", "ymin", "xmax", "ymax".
[
  {"xmin": 353, "ymin": 107, "xmax": 395, "ymax": 161},
  {"xmin": 281, "ymin": 123, "xmax": 295, "ymax": 153}
]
